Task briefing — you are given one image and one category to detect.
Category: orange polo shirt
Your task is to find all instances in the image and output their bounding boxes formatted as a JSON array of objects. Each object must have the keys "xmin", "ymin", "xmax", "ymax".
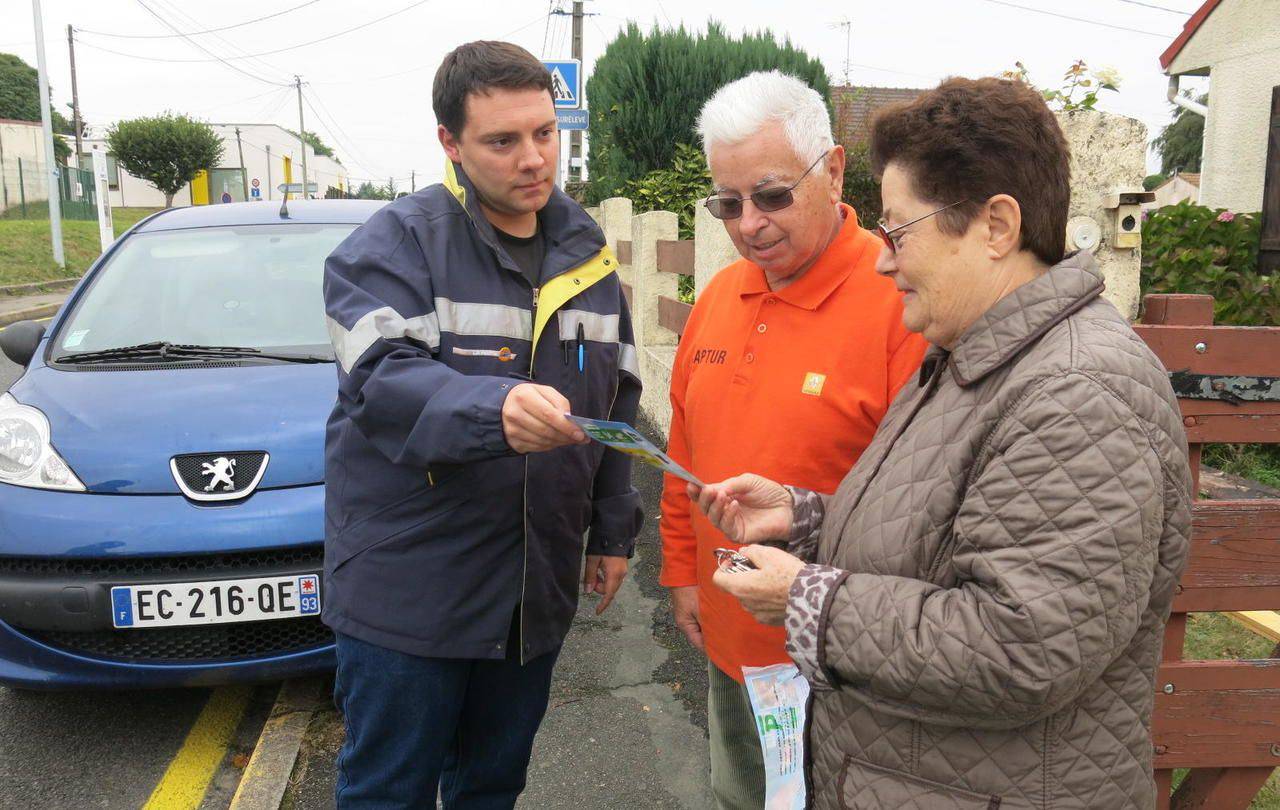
[{"xmin": 658, "ymin": 204, "xmax": 927, "ymax": 683}]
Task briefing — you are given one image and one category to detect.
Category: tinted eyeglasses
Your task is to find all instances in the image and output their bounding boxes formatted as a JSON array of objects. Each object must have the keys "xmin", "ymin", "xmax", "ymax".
[
  {"xmin": 875, "ymin": 200, "xmax": 970, "ymax": 253},
  {"xmin": 704, "ymin": 150, "xmax": 830, "ymax": 221}
]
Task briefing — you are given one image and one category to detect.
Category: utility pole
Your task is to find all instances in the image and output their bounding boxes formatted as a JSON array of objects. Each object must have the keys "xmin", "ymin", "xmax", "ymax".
[
  {"xmin": 266, "ymin": 144, "xmax": 272, "ymax": 200},
  {"xmin": 66, "ymin": 25, "xmax": 82, "ymax": 168},
  {"xmin": 830, "ymin": 18, "xmax": 852, "ymax": 86},
  {"xmin": 33, "ymin": 0, "xmax": 63, "ymax": 268},
  {"xmin": 295, "ymin": 76, "xmax": 308, "ymax": 199},
  {"xmin": 569, "ymin": 0, "xmax": 584, "ymax": 183},
  {"xmin": 411, "ymin": 170, "xmax": 415, "ymax": 192},
  {"xmin": 234, "ymin": 127, "xmax": 248, "ymax": 200}
]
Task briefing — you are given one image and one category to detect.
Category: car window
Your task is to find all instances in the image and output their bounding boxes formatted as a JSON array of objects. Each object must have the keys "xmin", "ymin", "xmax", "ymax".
[{"xmin": 54, "ymin": 224, "xmax": 355, "ymax": 357}]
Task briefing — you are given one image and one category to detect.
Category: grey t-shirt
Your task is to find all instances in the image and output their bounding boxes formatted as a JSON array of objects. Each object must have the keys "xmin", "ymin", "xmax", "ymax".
[{"xmin": 494, "ymin": 225, "xmax": 546, "ymax": 288}]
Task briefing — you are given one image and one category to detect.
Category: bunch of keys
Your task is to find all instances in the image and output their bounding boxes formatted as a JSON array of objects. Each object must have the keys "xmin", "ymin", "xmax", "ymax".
[{"xmin": 714, "ymin": 547, "xmax": 757, "ymax": 573}]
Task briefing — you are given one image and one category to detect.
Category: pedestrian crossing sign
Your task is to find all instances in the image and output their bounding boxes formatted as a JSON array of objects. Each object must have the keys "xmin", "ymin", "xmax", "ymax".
[{"xmin": 542, "ymin": 59, "xmax": 581, "ymax": 109}]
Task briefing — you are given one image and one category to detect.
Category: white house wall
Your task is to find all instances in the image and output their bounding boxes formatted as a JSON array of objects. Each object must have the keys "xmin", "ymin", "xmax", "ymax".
[
  {"xmin": 1168, "ymin": 0, "xmax": 1280, "ymax": 213},
  {"xmin": 81, "ymin": 123, "xmax": 349, "ymax": 209}
]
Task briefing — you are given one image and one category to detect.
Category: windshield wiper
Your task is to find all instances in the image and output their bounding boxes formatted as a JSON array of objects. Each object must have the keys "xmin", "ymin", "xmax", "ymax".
[{"xmin": 55, "ymin": 341, "xmax": 330, "ymax": 364}]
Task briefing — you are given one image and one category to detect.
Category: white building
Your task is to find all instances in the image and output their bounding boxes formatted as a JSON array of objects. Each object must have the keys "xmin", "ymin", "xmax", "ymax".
[
  {"xmin": 1160, "ymin": 0, "xmax": 1280, "ymax": 213},
  {"xmin": 75, "ymin": 123, "xmax": 350, "ymax": 208},
  {"xmin": 1145, "ymin": 172, "xmax": 1201, "ymax": 211},
  {"xmin": 0, "ymin": 118, "xmax": 50, "ymax": 213}
]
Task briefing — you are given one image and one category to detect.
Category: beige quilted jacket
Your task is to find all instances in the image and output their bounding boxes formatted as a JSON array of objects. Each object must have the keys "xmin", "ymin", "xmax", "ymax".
[{"xmin": 783, "ymin": 253, "xmax": 1192, "ymax": 809}]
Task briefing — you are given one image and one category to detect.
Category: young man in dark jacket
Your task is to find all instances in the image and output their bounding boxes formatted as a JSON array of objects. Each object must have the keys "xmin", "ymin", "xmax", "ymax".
[{"xmin": 321, "ymin": 41, "xmax": 642, "ymax": 808}]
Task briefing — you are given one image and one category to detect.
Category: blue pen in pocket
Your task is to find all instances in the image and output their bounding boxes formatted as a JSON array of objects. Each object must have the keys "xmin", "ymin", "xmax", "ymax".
[{"xmin": 576, "ymin": 323, "xmax": 585, "ymax": 374}]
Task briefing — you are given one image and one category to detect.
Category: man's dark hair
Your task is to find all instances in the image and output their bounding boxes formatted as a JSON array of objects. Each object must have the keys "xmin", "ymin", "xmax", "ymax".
[
  {"xmin": 869, "ymin": 77, "xmax": 1071, "ymax": 265},
  {"xmin": 433, "ymin": 41, "xmax": 553, "ymax": 137}
]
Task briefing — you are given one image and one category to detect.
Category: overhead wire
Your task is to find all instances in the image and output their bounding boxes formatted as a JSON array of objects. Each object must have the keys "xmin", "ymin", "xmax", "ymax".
[
  {"xmin": 309, "ymin": 10, "xmax": 548, "ymax": 86},
  {"xmin": 974, "ymin": 0, "xmax": 1175, "ymax": 37},
  {"xmin": 1109, "ymin": 0, "xmax": 1191, "ymax": 13},
  {"xmin": 102, "ymin": 0, "xmax": 433, "ymax": 64},
  {"xmin": 127, "ymin": 0, "xmax": 290, "ymax": 85},
  {"xmin": 148, "ymin": 0, "xmax": 295, "ymax": 81},
  {"xmin": 541, "ymin": 0, "xmax": 556, "ymax": 57},
  {"xmin": 301, "ymin": 85, "xmax": 389, "ymax": 180},
  {"xmin": 75, "ymin": 0, "xmax": 323, "ymax": 38}
]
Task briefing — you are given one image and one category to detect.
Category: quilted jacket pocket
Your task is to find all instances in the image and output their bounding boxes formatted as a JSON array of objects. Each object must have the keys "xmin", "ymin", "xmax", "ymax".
[{"xmin": 838, "ymin": 755, "xmax": 1001, "ymax": 810}]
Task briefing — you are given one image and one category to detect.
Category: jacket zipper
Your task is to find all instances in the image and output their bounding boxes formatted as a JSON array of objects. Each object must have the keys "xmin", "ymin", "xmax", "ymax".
[{"xmin": 519, "ymin": 284, "xmax": 539, "ymax": 665}]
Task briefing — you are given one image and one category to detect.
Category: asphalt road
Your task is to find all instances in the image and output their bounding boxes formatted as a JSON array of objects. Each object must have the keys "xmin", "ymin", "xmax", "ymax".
[
  {"xmin": 0, "ymin": 328, "xmax": 278, "ymax": 809},
  {"xmin": 283, "ymin": 419, "xmax": 714, "ymax": 809}
]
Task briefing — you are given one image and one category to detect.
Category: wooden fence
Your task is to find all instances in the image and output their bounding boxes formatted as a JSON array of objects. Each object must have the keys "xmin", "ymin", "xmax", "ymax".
[{"xmin": 1137, "ymin": 293, "xmax": 1279, "ymax": 810}]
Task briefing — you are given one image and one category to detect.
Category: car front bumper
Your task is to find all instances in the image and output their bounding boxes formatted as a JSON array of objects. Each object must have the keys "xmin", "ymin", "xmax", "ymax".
[{"xmin": 0, "ymin": 482, "xmax": 335, "ymax": 690}]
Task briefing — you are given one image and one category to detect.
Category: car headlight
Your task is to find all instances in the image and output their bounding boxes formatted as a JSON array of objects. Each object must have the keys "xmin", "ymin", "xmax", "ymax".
[{"xmin": 0, "ymin": 393, "xmax": 85, "ymax": 491}]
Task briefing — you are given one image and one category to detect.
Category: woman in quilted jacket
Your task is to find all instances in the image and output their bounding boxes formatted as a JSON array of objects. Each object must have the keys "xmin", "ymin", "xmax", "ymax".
[{"xmin": 691, "ymin": 76, "xmax": 1192, "ymax": 810}]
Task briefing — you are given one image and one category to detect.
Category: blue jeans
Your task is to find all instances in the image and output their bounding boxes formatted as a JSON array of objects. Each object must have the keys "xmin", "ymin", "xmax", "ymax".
[{"xmin": 333, "ymin": 629, "xmax": 560, "ymax": 809}]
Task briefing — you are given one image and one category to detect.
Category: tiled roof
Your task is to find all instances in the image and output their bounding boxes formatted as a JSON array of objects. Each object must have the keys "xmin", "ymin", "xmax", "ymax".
[
  {"xmin": 1159, "ymin": 0, "xmax": 1223, "ymax": 72},
  {"xmin": 830, "ymin": 85, "xmax": 925, "ymax": 146}
]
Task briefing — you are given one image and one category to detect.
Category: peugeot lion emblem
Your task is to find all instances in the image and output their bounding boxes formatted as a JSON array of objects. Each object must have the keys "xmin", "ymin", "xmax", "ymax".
[{"xmin": 201, "ymin": 457, "xmax": 237, "ymax": 492}]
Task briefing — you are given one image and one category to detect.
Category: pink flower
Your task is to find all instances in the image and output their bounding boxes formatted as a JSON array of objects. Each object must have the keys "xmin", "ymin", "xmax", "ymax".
[{"xmin": 1217, "ymin": 210, "xmax": 1235, "ymax": 222}]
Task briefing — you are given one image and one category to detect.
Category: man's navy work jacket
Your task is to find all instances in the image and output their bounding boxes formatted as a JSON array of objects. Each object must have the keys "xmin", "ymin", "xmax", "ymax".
[{"xmin": 321, "ymin": 161, "xmax": 643, "ymax": 662}]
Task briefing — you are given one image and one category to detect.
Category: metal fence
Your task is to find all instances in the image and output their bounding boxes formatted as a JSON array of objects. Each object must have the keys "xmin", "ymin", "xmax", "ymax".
[{"xmin": 0, "ymin": 158, "xmax": 96, "ymax": 221}]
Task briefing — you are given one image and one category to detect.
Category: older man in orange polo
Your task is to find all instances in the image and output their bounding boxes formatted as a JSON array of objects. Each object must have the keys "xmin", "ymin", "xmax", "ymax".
[{"xmin": 659, "ymin": 71, "xmax": 928, "ymax": 809}]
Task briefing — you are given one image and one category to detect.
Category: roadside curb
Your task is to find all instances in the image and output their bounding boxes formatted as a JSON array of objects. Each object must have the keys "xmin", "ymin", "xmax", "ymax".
[
  {"xmin": 0, "ymin": 303, "xmax": 61, "ymax": 329},
  {"xmin": 230, "ymin": 678, "xmax": 326, "ymax": 810},
  {"xmin": 0, "ymin": 277, "xmax": 80, "ymax": 297}
]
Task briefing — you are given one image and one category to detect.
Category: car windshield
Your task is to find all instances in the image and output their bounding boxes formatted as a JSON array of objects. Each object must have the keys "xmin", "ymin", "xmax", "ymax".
[{"xmin": 53, "ymin": 223, "xmax": 355, "ymax": 360}]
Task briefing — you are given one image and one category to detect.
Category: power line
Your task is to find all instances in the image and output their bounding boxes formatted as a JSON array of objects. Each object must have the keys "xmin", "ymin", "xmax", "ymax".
[
  {"xmin": 301, "ymin": 86, "xmax": 388, "ymax": 179},
  {"xmin": 106, "ymin": 0, "xmax": 432, "ymax": 63},
  {"xmin": 76, "ymin": 0, "xmax": 323, "ymax": 38},
  {"xmin": 1110, "ymin": 0, "xmax": 1191, "ymax": 14},
  {"xmin": 541, "ymin": 0, "xmax": 556, "ymax": 57},
  {"xmin": 130, "ymin": 0, "xmax": 290, "ymax": 85},
  {"xmin": 974, "ymin": 0, "xmax": 1174, "ymax": 37},
  {"xmin": 149, "ymin": 0, "xmax": 295, "ymax": 81}
]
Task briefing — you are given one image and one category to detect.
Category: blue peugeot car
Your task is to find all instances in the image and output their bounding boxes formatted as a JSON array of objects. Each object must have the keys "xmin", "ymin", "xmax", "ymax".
[{"xmin": 0, "ymin": 199, "xmax": 383, "ymax": 689}]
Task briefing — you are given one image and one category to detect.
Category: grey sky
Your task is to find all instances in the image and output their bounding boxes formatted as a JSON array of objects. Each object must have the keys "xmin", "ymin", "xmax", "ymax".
[{"xmin": 3, "ymin": 0, "xmax": 1206, "ymax": 190}]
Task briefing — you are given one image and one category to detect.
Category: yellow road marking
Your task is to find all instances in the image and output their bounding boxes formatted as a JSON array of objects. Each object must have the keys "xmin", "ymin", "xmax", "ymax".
[{"xmin": 143, "ymin": 684, "xmax": 253, "ymax": 810}]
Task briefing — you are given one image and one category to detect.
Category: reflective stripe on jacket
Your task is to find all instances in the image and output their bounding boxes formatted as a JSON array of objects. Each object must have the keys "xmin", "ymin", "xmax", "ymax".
[{"xmin": 321, "ymin": 160, "xmax": 642, "ymax": 661}]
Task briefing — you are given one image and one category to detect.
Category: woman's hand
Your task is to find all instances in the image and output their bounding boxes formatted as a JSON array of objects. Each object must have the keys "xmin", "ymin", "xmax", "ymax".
[
  {"xmin": 687, "ymin": 474, "xmax": 793, "ymax": 545},
  {"xmin": 710, "ymin": 545, "xmax": 806, "ymax": 625}
]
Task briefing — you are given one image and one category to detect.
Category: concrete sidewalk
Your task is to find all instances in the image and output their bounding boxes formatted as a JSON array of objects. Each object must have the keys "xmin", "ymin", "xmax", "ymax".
[
  {"xmin": 280, "ymin": 423, "xmax": 714, "ymax": 809},
  {"xmin": 0, "ymin": 292, "xmax": 66, "ymax": 328}
]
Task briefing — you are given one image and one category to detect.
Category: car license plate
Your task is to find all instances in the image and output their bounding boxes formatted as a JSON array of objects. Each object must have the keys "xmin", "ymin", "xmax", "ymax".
[{"xmin": 110, "ymin": 574, "xmax": 320, "ymax": 629}]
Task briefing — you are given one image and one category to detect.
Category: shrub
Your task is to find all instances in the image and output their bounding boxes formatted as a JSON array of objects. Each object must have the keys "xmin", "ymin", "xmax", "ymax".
[
  {"xmin": 586, "ymin": 22, "xmax": 830, "ymax": 198},
  {"xmin": 842, "ymin": 141, "xmax": 881, "ymax": 225},
  {"xmin": 1140, "ymin": 201, "xmax": 1270, "ymax": 326}
]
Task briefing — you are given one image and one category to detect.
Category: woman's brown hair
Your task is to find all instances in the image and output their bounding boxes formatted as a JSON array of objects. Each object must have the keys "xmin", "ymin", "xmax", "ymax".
[{"xmin": 870, "ymin": 77, "xmax": 1071, "ymax": 265}]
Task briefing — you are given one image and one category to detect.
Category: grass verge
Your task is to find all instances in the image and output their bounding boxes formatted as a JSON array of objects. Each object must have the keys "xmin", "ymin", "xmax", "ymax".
[{"xmin": 0, "ymin": 207, "xmax": 161, "ymax": 286}]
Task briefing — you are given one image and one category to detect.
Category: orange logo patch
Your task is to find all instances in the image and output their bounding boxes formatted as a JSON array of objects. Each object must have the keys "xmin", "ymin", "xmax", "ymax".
[
  {"xmin": 802, "ymin": 372, "xmax": 826, "ymax": 396},
  {"xmin": 497, "ymin": 347, "xmax": 517, "ymax": 362}
]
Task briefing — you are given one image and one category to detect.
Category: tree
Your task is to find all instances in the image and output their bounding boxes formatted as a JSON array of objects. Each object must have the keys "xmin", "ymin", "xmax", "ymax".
[
  {"xmin": 1152, "ymin": 93, "xmax": 1206, "ymax": 175},
  {"xmin": 286, "ymin": 129, "xmax": 341, "ymax": 164},
  {"xmin": 351, "ymin": 180, "xmax": 393, "ymax": 200},
  {"xmin": 107, "ymin": 113, "xmax": 224, "ymax": 207},
  {"xmin": 585, "ymin": 22, "xmax": 831, "ymax": 199},
  {"xmin": 0, "ymin": 53, "xmax": 74, "ymax": 163}
]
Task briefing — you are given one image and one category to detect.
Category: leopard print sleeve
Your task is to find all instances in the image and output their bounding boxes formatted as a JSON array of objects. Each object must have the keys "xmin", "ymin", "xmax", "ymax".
[
  {"xmin": 783, "ymin": 486, "xmax": 826, "ymax": 563},
  {"xmin": 785, "ymin": 563, "xmax": 848, "ymax": 690}
]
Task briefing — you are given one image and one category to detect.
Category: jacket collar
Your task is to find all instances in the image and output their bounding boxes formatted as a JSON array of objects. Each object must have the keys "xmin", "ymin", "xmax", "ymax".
[
  {"xmin": 738, "ymin": 204, "xmax": 871, "ymax": 310},
  {"xmin": 947, "ymin": 251, "xmax": 1105, "ymax": 387},
  {"xmin": 443, "ymin": 160, "xmax": 605, "ymax": 280}
]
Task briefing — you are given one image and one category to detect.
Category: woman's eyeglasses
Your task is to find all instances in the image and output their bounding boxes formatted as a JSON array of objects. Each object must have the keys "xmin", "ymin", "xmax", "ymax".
[
  {"xmin": 704, "ymin": 150, "xmax": 830, "ymax": 221},
  {"xmin": 875, "ymin": 200, "xmax": 970, "ymax": 253}
]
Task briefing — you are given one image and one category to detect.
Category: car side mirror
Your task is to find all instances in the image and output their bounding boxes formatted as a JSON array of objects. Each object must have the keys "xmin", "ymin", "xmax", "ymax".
[{"xmin": 0, "ymin": 321, "xmax": 47, "ymax": 367}]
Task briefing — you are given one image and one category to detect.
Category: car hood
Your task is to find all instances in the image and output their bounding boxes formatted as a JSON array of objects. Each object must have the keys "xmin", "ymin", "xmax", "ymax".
[{"xmin": 9, "ymin": 360, "xmax": 337, "ymax": 494}]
